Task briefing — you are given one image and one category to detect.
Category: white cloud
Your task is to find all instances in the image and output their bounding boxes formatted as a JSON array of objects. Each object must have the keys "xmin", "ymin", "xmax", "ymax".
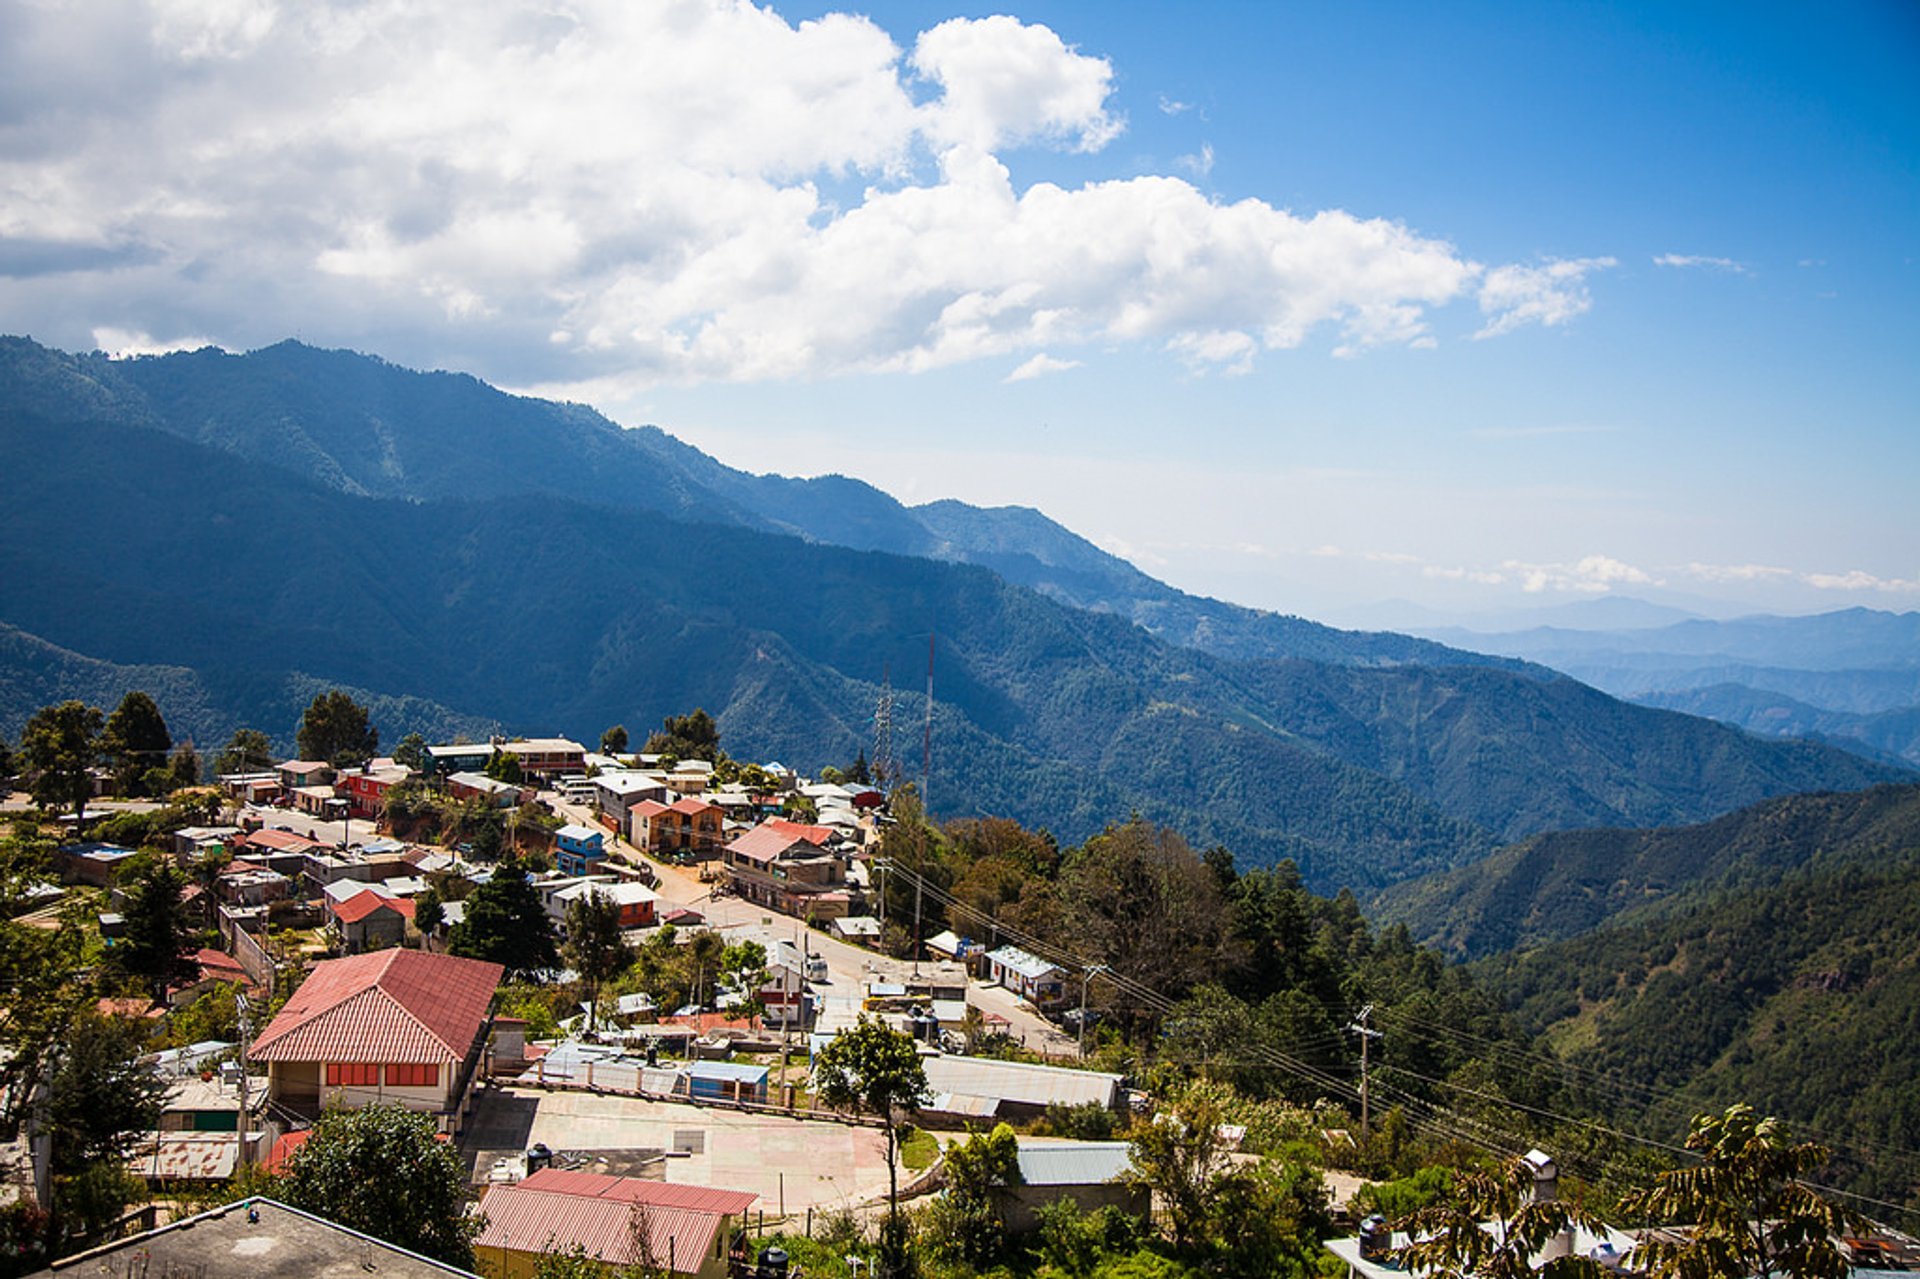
[
  {"xmin": 1474, "ymin": 257, "xmax": 1617, "ymax": 339},
  {"xmin": 912, "ymin": 15, "xmax": 1122, "ymax": 153},
  {"xmin": 90, "ymin": 326, "xmax": 223, "ymax": 358},
  {"xmin": 1158, "ymin": 94, "xmax": 1194, "ymax": 115},
  {"xmin": 1496, "ymin": 554, "xmax": 1656, "ymax": 594},
  {"xmin": 1005, "ymin": 352, "xmax": 1081, "ymax": 382},
  {"xmin": 1176, "ymin": 144, "xmax": 1214, "ymax": 177},
  {"xmin": 1677, "ymin": 562, "xmax": 1796, "ymax": 584},
  {"xmin": 1167, "ymin": 329, "xmax": 1259, "ymax": 376},
  {"xmin": 0, "ymin": 0, "xmax": 1604, "ymax": 389},
  {"xmin": 1804, "ymin": 569, "xmax": 1920, "ymax": 593},
  {"xmin": 1653, "ymin": 253, "xmax": 1750, "ymax": 275}
]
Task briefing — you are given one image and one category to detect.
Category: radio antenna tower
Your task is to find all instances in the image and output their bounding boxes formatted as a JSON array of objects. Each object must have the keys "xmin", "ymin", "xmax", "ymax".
[{"xmin": 872, "ymin": 664, "xmax": 894, "ymax": 793}]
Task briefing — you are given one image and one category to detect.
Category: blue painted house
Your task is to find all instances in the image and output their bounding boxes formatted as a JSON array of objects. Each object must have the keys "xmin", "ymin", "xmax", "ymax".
[
  {"xmin": 686, "ymin": 1060, "xmax": 769, "ymax": 1104},
  {"xmin": 553, "ymin": 824, "xmax": 607, "ymax": 877}
]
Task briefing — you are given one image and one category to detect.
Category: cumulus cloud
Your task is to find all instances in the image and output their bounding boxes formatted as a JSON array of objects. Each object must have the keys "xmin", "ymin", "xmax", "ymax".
[
  {"xmin": 91, "ymin": 327, "xmax": 224, "ymax": 358},
  {"xmin": 1653, "ymin": 253, "xmax": 1750, "ymax": 274},
  {"xmin": 1474, "ymin": 258, "xmax": 1617, "ymax": 339},
  {"xmin": 0, "ymin": 0, "xmax": 1607, "ymax": 389},
  {"xmin": 1005, "ymin": 352, "xmax": 1081, "ymax": 382}
]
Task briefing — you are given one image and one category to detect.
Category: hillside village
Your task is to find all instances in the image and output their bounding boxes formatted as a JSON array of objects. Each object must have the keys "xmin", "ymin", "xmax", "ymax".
[{"xmin": 1, "ymin": 692, "xmax": 1915, "ymax": 1279}]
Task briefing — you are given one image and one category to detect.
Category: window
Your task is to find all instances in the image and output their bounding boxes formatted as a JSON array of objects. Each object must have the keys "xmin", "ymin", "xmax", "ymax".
[
  {"xmin": 326, "ymin": 1062, "xmax": 378, "ymax": 1087},
  {"xmin": 386, "ymin": 1063, "xmax": 440, "ymax": 1088}
]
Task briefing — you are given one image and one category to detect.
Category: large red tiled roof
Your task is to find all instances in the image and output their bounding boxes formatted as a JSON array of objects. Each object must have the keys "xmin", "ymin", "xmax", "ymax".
[
  {"xmin": 633, "ymin": 800, "xmax": 670, "ymax": 818},
  {"xmin": 250, "ymin": 950, "xmax": 501, "ymax": 1065},
  {"xmin": 332, "ymin": 890, "xmax": 415, "ymax": 924},
  {"xmin": 667, "ymin": 796, "xmax": 717, "ymax": 816},
  {"xmin": 724, "ymin": 819, "xmax": 831, "ymax": 865},
  {"xmin": 476, "ymin": 1170, "xmax": 755, "ymax": 1274}
]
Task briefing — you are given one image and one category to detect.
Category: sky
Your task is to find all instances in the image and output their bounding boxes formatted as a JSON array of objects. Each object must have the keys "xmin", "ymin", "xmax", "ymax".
[{"xmin": 2, "ymin": 0, "xmax": 1916, "ymax": 626}]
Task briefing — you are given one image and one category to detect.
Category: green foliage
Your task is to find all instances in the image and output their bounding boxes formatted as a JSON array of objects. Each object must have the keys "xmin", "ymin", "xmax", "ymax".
[
  {"xmin": 21, "ymin": 699, "xmax": 103, "ymax": 816},
  {"xmin": 920, "ymin": 1123, "xmax": 1019, "ymax": 1267},
  {"xmin": 600, "ymin": 724, "xmax": 629, "ymax": 755},
  {"xmin": 1351, "ymin": 1165, "xmax": 1452, "ymax": 1218},
  {"xmin": 484, "ymin": 748, "xmax": 524, "ymax": 784},
  {"xmin": 1032, "ymin": 1199, "xmax": 1149, "ymax": 1277},
  {"xmin": 214, "ymin": 726, "xmax": 274, "ymax": 775},
  {"xmin": 394, "ymin": 732, "xmax": 427, "ymax": 771},
  {"xmin": 281, "ymin": 1103, "xmax": 479, "ymax": 1268},
  {"xmin": 115, "ymin": 860, "xmax": 198, "ymax": 1000},
  {"xmin": 815, "ymin": 1017, "xmax": 930, "ymax": 1276},
  {"xmin": 102, "ymin": 690, "xmax": 171, "ymax": 797},
  {"xmin": 564, "ymin": 889, "xmax": 634, "ymax": 1031},
  {"xmin": 1399, "ymin": 1157, "xmax": 1604, "ymax": 1279},
  {"xmin": 296, "ymin": 689, "xmax": 378, "ymax": 767},
  {"xmin": 413, "ymin": 885, "xmax": 445, "ymax": 936},
  {"xmin": 1625, "ymin": 1106, "xmax": 1859, "ymax": 1279},
  {"xmin": 642, "ymin": 709, "xmax": 722, "ymax": 763},
  {"xmin": 49, "ymin": 1013, "xmax": 167, "ymax": 1175},
  {"xmin": 496, "ymin": 982, "xmax": 569, "ymax": 1039},
  {"xmin": 448, "ymin": 859, "xmax": 558, "ymax": 974},
  {"xmin": 1040, "ymin": 1101, "xmax": 1117, "ymax": 1141}
]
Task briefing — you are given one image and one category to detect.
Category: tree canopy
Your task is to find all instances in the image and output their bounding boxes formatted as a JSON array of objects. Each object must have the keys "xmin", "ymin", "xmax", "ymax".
[
  {"xmin": 814, "ymin": 1016, "xmax": 928, "ymax": 1277},
  {"xmin": 600, "ymin": 724, "xmax": 629, "ymax": 755},
  {"xmin": 21, "ymin": 700, "xmax": 103, "ymax": 817},
  {"xmin": 642, "ymin": 708, "xmax": 721, "ymax": 762},
  {"xmin": 563, "ymin": 888, "xmax": 632, "ymax": 1032},
  {"xmin": 280, "ymin": 1103, "xmax": 479, "ymax": 1268},
  {"xmin": 296, "ymin": 689, "xmax": 379, "ymax": 767},
  {"xmin": 214, "ymin": 726, "xmax": 274, "ymax": 775},
  {"xmin": 1626, "ymin": 1106, "xmax": 1859, "ymax": 1279},
  {"xmin": 448, "ymin": 857, "xmax": 558, "ymax": 974},
  {"xmin": 102, "ymin": 690, "xmax": 171, "ymax": 796}
]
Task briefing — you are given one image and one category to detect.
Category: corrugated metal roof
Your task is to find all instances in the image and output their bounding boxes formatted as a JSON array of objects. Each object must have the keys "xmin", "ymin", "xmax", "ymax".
[
  {"xmin": 520, "ymin": 1168, "xmax": 757, "ymax": 1215},
  {"xmin": 919, "ymin": 1054, "xmax": 1121, "ymax": 1110},
  {"xmin": 985, "ymin": 945, "xmax": 1063, "ymax": 981},
  {"xmin": 686, "ymin": 1060, "xmax": 768, "ymax": 1085},
  {"xmin": 251, "ymin": 951, "xmax": 501, "ymax": 1064},
  {"xmin": 1015, "ymin": 1141, "xmax": 1133, "ymax": 1187}
]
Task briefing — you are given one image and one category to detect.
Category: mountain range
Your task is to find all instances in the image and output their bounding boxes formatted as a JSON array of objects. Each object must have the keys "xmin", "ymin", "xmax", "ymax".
[
  {"xmin": 1420, "ymin": 783, "xmax": 1920, "ymax": 1209},
  {"xmin": 1423, "ymin": 609, "xmax": 1920, "ymax": 765},
  {"xmin": 0, "ymin": 335, "xmax": 1906, "ymax": 893}
]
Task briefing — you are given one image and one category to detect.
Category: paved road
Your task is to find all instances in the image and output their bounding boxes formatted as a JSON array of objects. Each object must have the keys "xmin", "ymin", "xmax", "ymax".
[{"xmin": 543, "ymin": 793, "xmax": 1079, "ymax": 1057}]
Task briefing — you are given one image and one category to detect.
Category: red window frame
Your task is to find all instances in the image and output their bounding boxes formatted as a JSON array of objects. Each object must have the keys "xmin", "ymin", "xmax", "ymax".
[{"xmin": 326, "ymin": 1062, "xmax": 378, "ymax": 1087}]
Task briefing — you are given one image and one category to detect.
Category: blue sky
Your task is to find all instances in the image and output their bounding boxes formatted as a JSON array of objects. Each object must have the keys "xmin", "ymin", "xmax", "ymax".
[{"xmin": 2, "ymin": 0, "xmax": 1914, "ymax": 623}]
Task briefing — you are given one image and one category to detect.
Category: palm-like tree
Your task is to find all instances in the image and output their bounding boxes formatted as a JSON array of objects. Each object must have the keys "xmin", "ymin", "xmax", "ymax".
[
  {"xmin": 1627, "ymin": 1105, "xmax": 1859, "ymax": 1279},
  {"xmin": 1398, "ymin": 1154, "xmax": 1604, "ymax": 1279}
]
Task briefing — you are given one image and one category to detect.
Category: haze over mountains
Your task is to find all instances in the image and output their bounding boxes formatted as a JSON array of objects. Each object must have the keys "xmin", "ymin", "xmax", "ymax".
[
  {"xmin": 0, "ymin": 335, "xmax": 1906, "ymax": 894},
  {"xmin": 1424, "ymin": 608, "xmax": 1920, "ymax": 766}
]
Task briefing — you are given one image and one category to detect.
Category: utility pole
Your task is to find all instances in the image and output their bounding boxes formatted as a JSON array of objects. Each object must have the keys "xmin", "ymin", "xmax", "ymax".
[
  {"xmin": 236, "ymin": 991, "xmax": 254, "ymax": 1170},
  {"xmin": 1348, "ymin": 1003, "xmax": 1381, "ymax": 1141},
  {"xmin": 1077, "ymin": 964, "xmax": 1108, "ymax": 1058}
]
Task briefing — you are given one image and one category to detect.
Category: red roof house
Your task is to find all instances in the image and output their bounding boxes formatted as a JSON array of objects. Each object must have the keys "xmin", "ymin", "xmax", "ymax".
[
  {"xmin": 251, "ymin": 950, "xmax": 503, "ymax": 1128},
  {"xmin": 327, "ymin": 888, "xmax": 415, "ymax": 952},
  {"xmin": 474, "ymin": 1168, "xmax": 756, "ymax": 1279}
]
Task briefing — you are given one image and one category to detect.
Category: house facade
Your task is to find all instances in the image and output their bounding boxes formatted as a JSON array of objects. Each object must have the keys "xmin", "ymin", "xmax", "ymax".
[
  {"xmin": 474, "ymin": 1168, "xmax": 755, "ymax": 1279},
  {"xmin": 720, "ymin": 821, "xmax": 851, "ymax": 921},
  {"xmin": 250, "ymin": 950, "xmax": 503, "ymax": 1133},
  {"xmin": 552, "ymin": 824, "xmax": 607, "ymax": 876}
]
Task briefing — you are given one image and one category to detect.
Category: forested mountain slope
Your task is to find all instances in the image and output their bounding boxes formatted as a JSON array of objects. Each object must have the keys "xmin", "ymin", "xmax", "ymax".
[
  {"xmin": 0, "ymin": 335, "xmax": 1527, "ymax": 671},
  {"xmin": 1472, "ymin": 809, "xmax": 1920, "ymax": 1209},
  {"xmin": 1376, "ymin": 783, "xmax": 1920, "ymax": 958}
]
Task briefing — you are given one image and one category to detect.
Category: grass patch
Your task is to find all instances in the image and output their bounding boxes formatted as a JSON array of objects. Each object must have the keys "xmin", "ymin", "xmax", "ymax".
[{"xmin": 899, "ymin": 1125, "xmax": 939, "ymax": 1171}]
